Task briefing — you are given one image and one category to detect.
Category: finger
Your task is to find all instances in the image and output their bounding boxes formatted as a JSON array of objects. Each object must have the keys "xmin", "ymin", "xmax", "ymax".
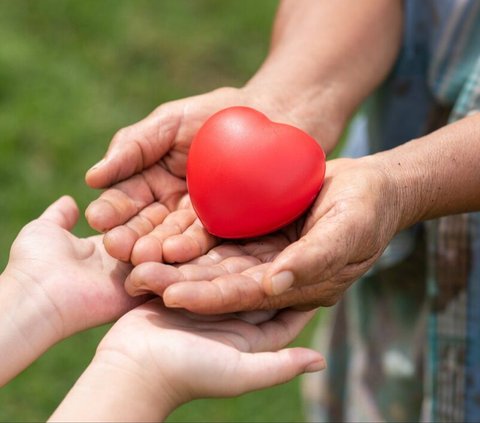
[
  {"xmin": 125, "ymin": 263, "xmax": 184, "ymax": 297},
  {"xmin": 86, "ymin": 165, "xmax": 187, "ymax": 233},
  {"xmin": 290, "ymin": 303, "xmax": 321, "ymax": 312},
  {"xmin": 262, "ymin": 218, "xmax": 353, "ymax": 296},
  {"xmin": 85, "ymin": 175, "xmax": 155, "ymax": 232},
  {"xmin": 163, "ymin": 264, "xmax": 270, "ymax": 314},
  {"xmin": 39, "ymin": 195, "xmax": 79, "ymax": 230},
  {"xmin": 126, "ymin": 255, "xmax": 261, "ymax": 296},
  {"xmin": 167, "ymin": 231, "xmax": 287, "ymax": 266},
  {"xmin": 219, "ymin": 309, "xmax": 315, "ymax": 352},
  {"xmin": 179, "ymin": 255, "xmax": 261, "ymax": 281},
  {"xmin": 239, "ymin": 232, "xmax": 291, "ymax": 263},
  {"xmin": 234, "ymin": 310, "xmax": 278, "ymax": 325},
  {"xmin": 229, "ymin": 348, "xmax": 326, "ymax": 396},
  {"xmin": 162, "ymin": 219, "xmax": 219, "ymax": 263},
  {"xmin": 103, "ymin": 202, "xmax": 169, "ymax": 262},
  {"xmin": 255, "ymin": 309, "xmax": 316, "ymax": 351},
  {"xmin": 85, "ymin": 107, "xmax": 182, "ymax": 189},
  {"xmin": 187, "ymin": 243, "xmax": 250, "ymax": 265},
  {"xmin": 130, "ymin": 209, "xmax": 196, "ymax": 265},
  {"xmin": 164, "ymin": 259, "xmax": 344, "ymax": 313}
]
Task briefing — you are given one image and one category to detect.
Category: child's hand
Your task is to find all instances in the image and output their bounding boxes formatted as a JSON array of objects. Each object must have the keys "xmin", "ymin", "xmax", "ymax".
[
  {"xmin": 0, "ymin": 196, "xmax": 145, "ymax": 385},
  {"xmin": 50, "ymin": 299, "xmax": 325, "ymax": 422}
]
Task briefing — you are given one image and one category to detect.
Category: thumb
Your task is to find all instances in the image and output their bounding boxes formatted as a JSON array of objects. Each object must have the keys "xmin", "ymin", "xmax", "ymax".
[
  {"xmin": 262, "ymin": 221, "xmax": 352, "ymax": 296},
  {"xmin": 85, "ymin": 107, "xmax": 181, "ymax": 189},
  {"xmin": 39, "ymin": 195, "xmax": 79, "ymax": 230},
  {"xmin": 232, "ymin": 348, "xmax": 326, "ymax": 395}
]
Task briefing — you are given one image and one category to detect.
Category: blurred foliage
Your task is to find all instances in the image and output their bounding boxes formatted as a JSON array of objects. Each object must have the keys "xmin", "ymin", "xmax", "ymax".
[{"xmin": 0, "ymin": 0, "xmax": 325, "ymax": 421}]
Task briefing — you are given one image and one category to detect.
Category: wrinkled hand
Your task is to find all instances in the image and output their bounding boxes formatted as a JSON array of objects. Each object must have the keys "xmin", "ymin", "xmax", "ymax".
[
  {"xmin": 124, "ymin": 157, "xmax": 401, "ymax": 313},
  {"xmin": 4, "ymin": 196, "xmax": 145, "ymax": 339},
  {"xmin": 124, "ymin": 227, "xmax": 301, "ymax": 313},
  {"xmin": 95, "ymin": 298, "xmax": 325, "ymax": 409},
  {"xmin": 85, "ymin": 87, "xmax": 299, "ymax": 266}
]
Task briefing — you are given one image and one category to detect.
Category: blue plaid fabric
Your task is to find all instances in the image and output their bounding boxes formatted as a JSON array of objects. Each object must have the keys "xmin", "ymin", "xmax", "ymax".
[{"xmin": 313, "ymin": 1, "xmax": 480, "ymax": 421}]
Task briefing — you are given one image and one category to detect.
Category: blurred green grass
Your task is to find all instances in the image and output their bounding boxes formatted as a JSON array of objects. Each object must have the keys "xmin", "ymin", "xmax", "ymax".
[{"xmin": 0, "ymin": 1, "xmax": 324, "ymax": 421}]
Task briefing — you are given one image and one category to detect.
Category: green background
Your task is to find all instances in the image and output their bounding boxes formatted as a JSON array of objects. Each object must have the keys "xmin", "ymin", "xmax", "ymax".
[{"xmin": 0, "ymin": 1, "xmax": 325, "ymax": 421}]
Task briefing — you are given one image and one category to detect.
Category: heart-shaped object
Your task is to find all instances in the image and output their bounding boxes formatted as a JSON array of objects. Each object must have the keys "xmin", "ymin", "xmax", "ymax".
[{"xmin": 187, "ymin": 106, "xmax": 326, "ymax": 238}]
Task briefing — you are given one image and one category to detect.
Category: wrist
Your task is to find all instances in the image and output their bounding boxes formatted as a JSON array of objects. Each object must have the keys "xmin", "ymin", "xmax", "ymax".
[
  {"xmin": 364, "ymin": 145, "xmax": 428, "ymax": 232},
  {"xmin": 50, "ymin": 351, "xmax": 178, "ymax": 422},
  {"xmin": 243, "ymin": 72, "xmax": 346, "ymax": 154},
  {"xmin": 0, "ymin": 269, "xmax": 62, "ymax": 385}
]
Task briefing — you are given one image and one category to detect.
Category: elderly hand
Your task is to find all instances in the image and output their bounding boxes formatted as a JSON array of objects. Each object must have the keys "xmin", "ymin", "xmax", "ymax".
[
  {"xmin": 123, "ymin": 157, "xmax": 401, "ymax": 313},
  {"xmin": 85, "ymin": 87, "xmax": 319, "ymax": 266}
]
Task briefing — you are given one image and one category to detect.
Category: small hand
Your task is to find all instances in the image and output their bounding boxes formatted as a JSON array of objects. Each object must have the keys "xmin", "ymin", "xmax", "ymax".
[
  {"xmin": 95, "ymin": 299, "xmax": 325, "ymax": 409},
  {"xmin": 4, "ymin": 196, "xmax": 145, "ymax": 339},
  {"xmin": 124, "ymin": 158, "xmax": 400, "ymax": 313}
]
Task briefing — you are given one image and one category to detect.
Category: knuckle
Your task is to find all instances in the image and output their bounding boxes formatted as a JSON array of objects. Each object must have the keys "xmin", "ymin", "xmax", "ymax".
[
  {"xmin": 319, "ymin": 295, "xmax": 340, "ymax": 307},
  {"xmin": 305, "ymin": 283, "xmax": 341, "ymax": 308},
  {"xmin": 113, "ymin": 126, "xmax": 129, "ymax": 142},
  {"xmin": 151, "ymin": 103, "xmax": 170, "ymax": 117}
]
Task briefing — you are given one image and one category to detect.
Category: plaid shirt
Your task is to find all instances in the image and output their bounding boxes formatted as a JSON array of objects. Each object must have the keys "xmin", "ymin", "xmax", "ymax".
[{"xmin": 311, "ymin": 1, "xmax": 480, "ymax": 421}]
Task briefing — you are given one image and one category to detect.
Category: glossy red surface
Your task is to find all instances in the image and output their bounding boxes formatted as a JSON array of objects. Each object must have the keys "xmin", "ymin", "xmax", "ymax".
[{"xmin": 187, "ymin": 107, "xmax": 326, "ymax": 238}]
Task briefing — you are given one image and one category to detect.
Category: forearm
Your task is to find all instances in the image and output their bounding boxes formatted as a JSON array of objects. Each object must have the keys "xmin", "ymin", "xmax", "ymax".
[
  {"xmin": 372, "ymin": 113, "xmax": 480, "ymax": 230},
  {"xmin": 49, "ymin": 352, "xmax": 175, "ymax": 422},
  {"xmin": 0, "ymin": 271, "xmax": 61, "ymax": 386},
  {"xmin": 246, "ymin": 0, "xmax": 403, "ymax": 152}
]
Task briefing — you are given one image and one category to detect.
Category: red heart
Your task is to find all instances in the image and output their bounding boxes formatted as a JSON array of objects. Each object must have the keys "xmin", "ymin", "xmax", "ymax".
[{"xmin": 187, "ymin": 106, "xmax": 326, "ymax": 238}]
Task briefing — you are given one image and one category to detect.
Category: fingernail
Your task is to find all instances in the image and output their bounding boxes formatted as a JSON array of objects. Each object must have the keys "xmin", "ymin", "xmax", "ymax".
[
  {"xmin": 89, "ymin": 158, "xmax": 106, "ymax": 171},
  {"xmin": 305, "ymin": 358, "xmax": 327, "ymax": 373},
  {"xmin": 270, "ymin": 271, "xmax": 294, "ymax": 295},
  {"xmin": 164, "ymin": 298, "xmax": 182, "ymax": 308}
]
